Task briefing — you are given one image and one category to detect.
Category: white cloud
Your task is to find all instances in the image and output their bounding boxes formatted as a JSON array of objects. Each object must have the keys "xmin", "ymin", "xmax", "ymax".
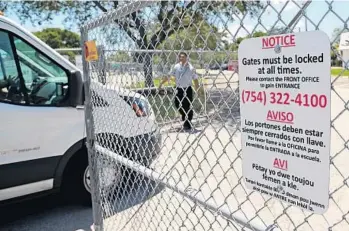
[
  {"xmin": 270, "ymin": 0, "xmax": 285, "ymax": 5},
  {"xmin": 269, "ymin": 0, "xmax": 297, "ymax": 12}
]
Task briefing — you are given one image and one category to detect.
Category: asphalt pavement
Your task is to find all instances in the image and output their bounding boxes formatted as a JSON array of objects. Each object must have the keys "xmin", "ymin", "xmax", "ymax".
[
  {"xmin": 0, "ymin": 194, "xmax": 93, "ymax": 231},
  {"xmin": 0, "ymin": 176, "xmax": 163, "ymax": 231}
]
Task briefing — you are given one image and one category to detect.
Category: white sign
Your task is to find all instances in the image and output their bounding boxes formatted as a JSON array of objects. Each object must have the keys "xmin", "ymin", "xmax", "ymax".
[{"xmin": 238, "ymin": 31, "xmax": 331, "ymax": 214}]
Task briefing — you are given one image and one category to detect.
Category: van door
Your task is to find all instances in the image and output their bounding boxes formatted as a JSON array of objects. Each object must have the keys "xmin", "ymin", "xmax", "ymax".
[{"xmin": 0, "ymin": 30, "xmax": 84, "ymax": 201}]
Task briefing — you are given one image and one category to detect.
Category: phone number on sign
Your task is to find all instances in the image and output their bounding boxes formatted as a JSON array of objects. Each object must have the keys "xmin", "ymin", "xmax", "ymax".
[{"xmin": 241, "ymin": 90, "xmax": 328, "ymax": 108}]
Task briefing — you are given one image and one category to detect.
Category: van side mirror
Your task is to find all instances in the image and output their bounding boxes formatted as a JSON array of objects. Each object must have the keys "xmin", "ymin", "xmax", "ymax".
[{"xmin": 68, "ymin": 70, "xmax": 83, "ymax": 107}]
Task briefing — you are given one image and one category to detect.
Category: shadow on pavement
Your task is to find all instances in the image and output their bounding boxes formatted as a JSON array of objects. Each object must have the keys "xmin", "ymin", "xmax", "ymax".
[
  {"xmin": 0, "ymin": 176, "xmax": 164, "ymax": 231},
  {"xmin": 103, "ymin": 174, "xmax": 165, "ymax": 219},
  {"xmin": 166, "ymin": 126, "xmax": 203, "ymax": 134},
  {"xmin": 0, "ymin": 194, "xmax": 93, "ymax": 231}
]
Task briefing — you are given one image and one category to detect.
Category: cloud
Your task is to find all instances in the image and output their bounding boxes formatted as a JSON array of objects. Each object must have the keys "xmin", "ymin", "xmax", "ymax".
[{"xmin": 269, "ymin": 0, "xmax": 297, "ymax": 12}]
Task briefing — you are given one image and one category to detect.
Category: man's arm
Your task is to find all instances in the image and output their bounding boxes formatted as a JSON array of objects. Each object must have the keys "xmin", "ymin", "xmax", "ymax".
[
  {"xmin": 193, "ymin": 79, "xmax": 199, "ymax": 91},
  {"xmin": 191, "ymin": 66, "xmax": 201, "ymax": 93},
  {"xmin": 160, "ymin": 65, "xmax": 176, "ymax": 88},
  {"xmin": 159, "ymin": 76, "xmax": 170, "ymax": 88}
]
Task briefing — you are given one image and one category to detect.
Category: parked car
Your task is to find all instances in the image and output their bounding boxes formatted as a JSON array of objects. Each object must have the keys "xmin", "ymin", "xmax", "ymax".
[
  {"xmin": 209, "ymin": 63, "xmax": 229, "ymax": 70},
  {"xmin": 0, "ymin": 14, "xmax": 162, "ymax": 205}
]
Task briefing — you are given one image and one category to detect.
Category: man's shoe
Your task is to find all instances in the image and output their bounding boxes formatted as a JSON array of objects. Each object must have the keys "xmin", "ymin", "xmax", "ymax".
[
  {"xmin": 183, "ymin": 125, "xmax": 193, "ymax": 132},
  {"xmin": 184, "ymin": 121, "xmax": 193, "ymax": 129}
]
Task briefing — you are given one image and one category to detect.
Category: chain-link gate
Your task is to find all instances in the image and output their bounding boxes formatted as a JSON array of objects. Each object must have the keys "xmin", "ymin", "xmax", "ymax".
[{"xmin": 80, "ymin": 1, "xmax": 349, "ymax": 231}]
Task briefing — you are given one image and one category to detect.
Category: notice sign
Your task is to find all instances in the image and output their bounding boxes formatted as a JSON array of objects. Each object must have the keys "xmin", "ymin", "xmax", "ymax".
[
  {"xmin": 84, "ymin": 40, "xmax": 98, "ymax": 62},
  {"xmin": 239, "ymin": 31, "xmax": 331, "ymax": 214}
]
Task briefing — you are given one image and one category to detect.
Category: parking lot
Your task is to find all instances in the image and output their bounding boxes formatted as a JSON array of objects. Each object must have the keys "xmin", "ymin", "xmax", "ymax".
[{"xmin": 1, "ymin": 74, "xmax": 348, "ymax": 231}]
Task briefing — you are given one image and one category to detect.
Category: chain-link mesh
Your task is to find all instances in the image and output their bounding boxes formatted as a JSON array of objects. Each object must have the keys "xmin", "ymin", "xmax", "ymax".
[{"xmin": 81, "ymin": 1, "xmax": 349, "ymax": 231}]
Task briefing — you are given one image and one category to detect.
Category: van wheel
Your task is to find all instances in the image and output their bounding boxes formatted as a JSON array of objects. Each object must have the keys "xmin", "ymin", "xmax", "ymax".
[
  {"xmin": 62, "ymin": 149, "xmax": 125, "ymax": 206},
  {"xmin": 62, "ymin": 151, "xmax": 91, "ymax": 206},
  {"xmin": 83, "ymin": 165, "xmax": 92, "ymax": 194}
]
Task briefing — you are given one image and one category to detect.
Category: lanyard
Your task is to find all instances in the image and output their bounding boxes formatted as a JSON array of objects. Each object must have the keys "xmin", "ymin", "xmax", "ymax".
[{"xmin": 178, "ymin": 64, "xmax": 189, "ymax": 79}]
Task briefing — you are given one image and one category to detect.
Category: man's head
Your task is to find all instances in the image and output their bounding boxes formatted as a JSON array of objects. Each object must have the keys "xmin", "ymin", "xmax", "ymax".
[{"xmin": 179, "ymin": 52, "xmax": 188, "ymax": 64}]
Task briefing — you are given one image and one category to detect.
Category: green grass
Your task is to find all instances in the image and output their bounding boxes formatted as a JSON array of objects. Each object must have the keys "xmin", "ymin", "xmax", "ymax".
[
  {"xmin": 331, "ymin": 68, "xmax": 349, "ymax": 77},
  {"xmin": 129, "ymin": 77, "xmax": 207, "ymax": 89},
  {"xmin": 129, "ymin": 77, "xmax": 176, "ymax": 88},
  {"xmin": 147, "ymin": 92, "xmax": 207, "ymax": 123}
]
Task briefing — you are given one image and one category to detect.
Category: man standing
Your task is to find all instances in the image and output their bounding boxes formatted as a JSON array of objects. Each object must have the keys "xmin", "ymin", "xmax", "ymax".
[{"xmin": 159, "ymin": 52, "xmax": 201, "ymax": 131}]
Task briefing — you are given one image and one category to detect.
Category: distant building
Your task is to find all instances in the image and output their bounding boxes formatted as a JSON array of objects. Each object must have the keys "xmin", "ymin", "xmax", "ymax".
[
  {"xmin": 339, "ymin": 32, "xmax": 349, "ymax": 69},
  {"xmin": 75, "ymin": 55, "xmax": 83, "ymax": 70},
  {"xmin": 62, "ymin": 55, "xmax": 70, "ymax": 62}
]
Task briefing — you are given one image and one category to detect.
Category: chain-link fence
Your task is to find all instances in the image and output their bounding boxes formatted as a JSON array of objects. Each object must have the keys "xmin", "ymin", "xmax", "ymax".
[{"xmin": 80, "ymin": 1, "xmax": 349, "ymax": 231}]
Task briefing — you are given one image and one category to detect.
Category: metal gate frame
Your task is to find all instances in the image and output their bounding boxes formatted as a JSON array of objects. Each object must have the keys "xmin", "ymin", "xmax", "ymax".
[
  {"xmin": 78, "ymin": 1, "xmax": 349, "ymax": 231},
  {"xmin": 78, "ymin": 1, "xmax": 310, "ymax": 230}
]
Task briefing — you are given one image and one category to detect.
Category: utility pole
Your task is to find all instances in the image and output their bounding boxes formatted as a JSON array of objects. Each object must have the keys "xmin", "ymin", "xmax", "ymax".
[
  {"xmin": 283, "ymin": 0, "xmax": 312, "ymax": 34},
  {"xmin": 305, "ymin": 9, "xmax": 308, "ymax": 31}
]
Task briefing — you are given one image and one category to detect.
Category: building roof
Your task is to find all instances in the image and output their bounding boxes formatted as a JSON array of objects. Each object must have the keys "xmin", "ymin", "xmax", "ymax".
[{"xmin": 339, "ymin": 32, "xmax": 349, "ymax": 50}]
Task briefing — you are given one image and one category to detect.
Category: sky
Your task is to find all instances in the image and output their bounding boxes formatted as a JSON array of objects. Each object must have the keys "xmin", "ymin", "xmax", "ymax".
[
  {"xmin": 6, "ymin": 0, "xmax": 349, "ymax": 45},
  {"xmin": 226, "ymin": 0, "xmax": 349, "ymax": 41},
  {"xmin": 10, "ymin": 12, "xmax": 79, "ymax": 33}
]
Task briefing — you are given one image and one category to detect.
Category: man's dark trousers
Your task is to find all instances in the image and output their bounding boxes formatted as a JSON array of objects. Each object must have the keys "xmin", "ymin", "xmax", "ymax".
[{"xmin": 175, "ymin": 86, "xmax": 193, "ymax": 129}]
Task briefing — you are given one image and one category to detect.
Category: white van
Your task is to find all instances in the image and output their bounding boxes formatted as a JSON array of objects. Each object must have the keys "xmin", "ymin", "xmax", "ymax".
[{"xmin": 0, "ymin": 15, "xmax": 161, "ymax": 205}]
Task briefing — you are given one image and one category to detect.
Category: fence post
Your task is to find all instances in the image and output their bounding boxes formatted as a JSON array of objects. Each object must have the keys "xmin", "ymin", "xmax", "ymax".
[{"xmin": 80, "ymin": 28, "xmax": 104, "ymax": 231}]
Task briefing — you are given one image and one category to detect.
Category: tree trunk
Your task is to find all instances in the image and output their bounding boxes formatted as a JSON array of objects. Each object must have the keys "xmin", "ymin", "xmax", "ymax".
[{"xmin": 143, "ymin": 52, "xmax": 154, "ymax": 88}]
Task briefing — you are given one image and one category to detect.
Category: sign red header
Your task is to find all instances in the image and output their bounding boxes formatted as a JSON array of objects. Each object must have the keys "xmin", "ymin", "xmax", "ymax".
[{"xmin": 262, "ymin": 34, "xmax": 296, "ymax": 49}]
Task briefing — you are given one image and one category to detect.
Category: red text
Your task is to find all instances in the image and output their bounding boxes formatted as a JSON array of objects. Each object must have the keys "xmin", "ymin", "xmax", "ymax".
[
  {"xmin": 262, "ymin": 34, "xmax": 295, "ymax": 49},
  {"xmin": 273, "ymin": 158, "xmax": 288, "ymax": 171},
  {"xmin": 241, "ymin": 90, "xmax": 328, "ymax": 108},
  {"xmin": 266, "ymin": 110, "xmax": 294, "ymax": 124}
]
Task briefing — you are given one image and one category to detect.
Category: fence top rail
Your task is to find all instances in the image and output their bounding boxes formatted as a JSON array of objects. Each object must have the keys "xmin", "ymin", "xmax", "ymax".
[
  {"xmin": 80, "ymin": 1, "xmax": 153, "ymax": 32},
  {"xmin": 55, "ymin": 48, "xmax": 82, "ymax": 52},
  {"xmin": 55, "ymin": 48, "xmax": 239, "ymax": 53},
  {"xmin": 104, "ymin": 49, "xmax": 239, "ymax": 53}
]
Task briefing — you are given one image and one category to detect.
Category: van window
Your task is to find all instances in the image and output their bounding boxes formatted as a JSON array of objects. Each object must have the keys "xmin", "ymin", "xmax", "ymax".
[
  {"xmin": 0, "ymin": 31, "xmax": 69, "ymax": 106},
  {"xmin": 0, "ymin": 31, "xmax": 20, "ymax": 103},
  {"xmin": 16, "ymin": 36, "xmax": 69, "ymax": 105},
  {"xmin": 13, "ymin": 37, "xmax": 68, "ymax": 79}
]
